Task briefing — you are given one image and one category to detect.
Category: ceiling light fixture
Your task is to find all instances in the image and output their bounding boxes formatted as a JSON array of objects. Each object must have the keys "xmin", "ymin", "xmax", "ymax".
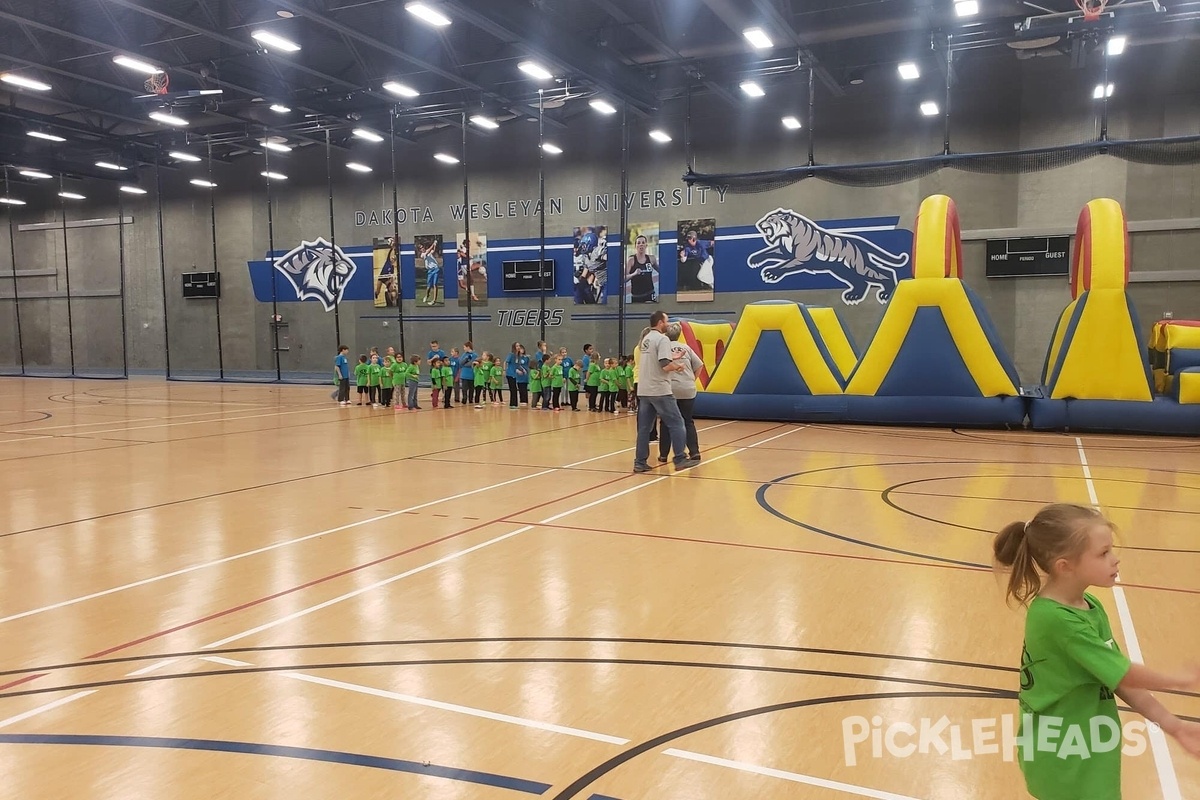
[
  {"xmin": 112, "ymin": 55, "xmax": 162, "ymax": 75},
  {"xmin": 1093, "ymin": 83, "xmax": 1115, "ymax": 99},
  {"xmin": 59, "ymin": 192, "xmax": 86, "ymax": 200},
  {"xmin": 589, "ymin": 99, "xmax": 617, "ymax": 115},
  {"xmin": 95, "ymin": 161, "xmax": 128, "ymax": 171},
  {"xmin": 261, "ymin": 140, "xmax": 292, "ymax": 153},
  {"xmin": 269, "ymin": 103, "xmax": 292, "ymax": 114},
  {"xmin": 189, "ymin": 179, "xmax": 217, "ymax": 188},
  {"xmin": 470, "ymin": 115, "xmax": 499, "ymax": 129},
  {"xmin": 781, "ymin": 116, "xmax": 802, "ymax": 130},
  {"xmin": 649, "ymin": 129, "xmax": 672, "ymax": 143},
  {"xmin": 382, "ymin": 81, "xmax": 420, "ymax": 98},
  {"xmin": 433, "ymin": 153, "xmax": 459, "ymax": 164},
  {"xmin": 405, "ymin": 2, "xmax": 451, "ymax": 27},
  {"xmin": 954, "ymin": 1, "xmax": 979, "ymax": 18},
  {"xmin": 346, "ymin": 162, "xmax": 373, "ymax": 173},
  {"xmin": 250, "ymin": 30, "xmax": 301, "ymax": 52},
  {"xmin": 352, "ymin": 128, "xmax": 384, "ymax": 142},
  {"xmin": 541, "ymin": 143, "xmax": 563, "ymax": 154},
  {"xmin": 120, "ymin": 186, "xmax": 148, "ymax": 194},
  {"xmin": 518, "ymin": 61, "xmax": 554, "ymax": 81},
  {"xmin": 742, "ymin": 27, "xmax": 773, "ymax": 49},
  {"xmin": 148, "ymin": 111, "xmax": 188, "ymax": 126},
  {"xmin": 1, "ymin": 73, "xmax": 52, "ymax": 91},
  {"xmin": 0, "ymin": 197, "xmax": 27, "ymax": 205},
  {"xmin": 27, "ymin": 130, "xmax": 66, "ymax": 142},
  {"xmin": 169, "ymin": 151, "xmax": 201, "ymax": 162},
  {"xmin": 1107, "ymin": 36, "xmax": 1127, "ymax": 56},
  {"xmin": 920, "ymin": 100, "xmax": 940, "ymax": 116},
  {"xmin": 18, "ymin": 169, "xmax": 53, "ymax": 179},
  {"xmin": 898, "ymin": 62, "xmax": 920, "ymax": 80},
  {"xmin": 261, "ymin": 171, "xmax": 288, "ymax": 180},
  {"xmin": 739, "ymin": 80, "xmax": 765, "ymax": 97}
]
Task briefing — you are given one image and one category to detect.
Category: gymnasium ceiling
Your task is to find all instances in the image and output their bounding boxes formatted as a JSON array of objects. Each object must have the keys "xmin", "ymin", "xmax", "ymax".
[{"xmin": 1, "ymin": 0, "xmax": 1199, "ymax": 180}]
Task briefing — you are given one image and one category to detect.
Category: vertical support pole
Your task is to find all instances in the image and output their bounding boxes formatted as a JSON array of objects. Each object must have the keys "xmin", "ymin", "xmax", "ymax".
[
  {"xmin": 155, "ymin": 157, "xmax": 172, "ymax": 377},
  {"xmin": 327, "ymin": 128, "xmax": 342, "ymax": 354},
  {"xmin": 3, "ymin": 167, "xmax": 25, "ymax": 374},
  {"xmin": 1100, "ymin": 42, "xmax": 1111, "ymax": 141},
  {"xmin": 944, "ymin": 41, "xmax": 954, "ymax": 156},
  {"xmin": 462, "ymin": 110, "xmax": 473, "ymax": 343},
  {"xmin": 117, "ymin": 180, "xmax": 129, "ymax": 377},
  {"xmin": 684, "ymin": 85, "xmax": 695, "ymax": 172},
  {"xmin": 59, "ymin": 176, "xmax": 77, "ymax": 376},
  {"xmin": 265, "ymin": 130, "xmax": 281, "ymax": 380},
  {"xmin": 617, "ymin": 102, "xmax": 629, "ymax": 356},
  {"xmin": 538, "ymin": 89, "xmax": 547, "ymax": 343},
  {"xmin": 390, "ymin": 109, "xmax": 406, "ymax": 357},
  {"xmin": 207, "ymin": 136, "xmax": 225, "ymax": 379},
  {"xmin": 807, "ymin": 65, "xmax": 816, "ymax": 168}
]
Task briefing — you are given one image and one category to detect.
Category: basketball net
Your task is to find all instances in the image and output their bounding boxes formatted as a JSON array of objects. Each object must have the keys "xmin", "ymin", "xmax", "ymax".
[
  {"xmin": 1076, "ymin": 0, "xmax": 1108, "ymax": 21},
  {"xmin": 144, "ymin": 72, "xmax": 169, "ymax": 95}
]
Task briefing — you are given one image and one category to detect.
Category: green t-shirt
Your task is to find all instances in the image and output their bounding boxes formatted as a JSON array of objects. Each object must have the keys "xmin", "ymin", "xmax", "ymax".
[
  {"xmin": 367, "ymin": 364, "xmax": 382, "ymax": 386},
  {"xmin": 439, "ymin": 365, "xmax": 454, "ymax": 386},
  {"xmin": 489, "ymin": 365, "xmax": 502, "ymax": 388},
  {"xmin": 354, "ymin": 362, "xmax": 370, "ymax": 387},
  {"xmin": 1017, "ymin": 593, "xmax": 1130, "ymax": 800},
  {"xmin": 380, "ymin": 363, "xmax": 394, "ymax": 388},
  {"xmin": 622, "ymin": 365, "xmax": 634, "ymax": 389},
  {"xmin": 406, "ymin": 363, "xmax": 420, "ymax": 384},
  {"xmin": 529, "ymin": 366, "xmax": 542, "ymax": 392},
  {"xmin": 391, "ymin": 362, "xmax": 407, "ymax": 386},
  {"xmin": 550, "ymin": 365, "xmax": 565, "ymax": 388},
  {"xmin": 600, "ymin": 367, "xmax": 615, "ymax": 392},
  {"xmin": 586, "ymin": 364, "xmax": 602, "ymax": 387},
  {"xmin": 474, "ymin": 363, "xmax": 489, "ymax": 387},
  {"xmin": 568, "ymin": 365, "xmax": 581, "ymax": 391}
]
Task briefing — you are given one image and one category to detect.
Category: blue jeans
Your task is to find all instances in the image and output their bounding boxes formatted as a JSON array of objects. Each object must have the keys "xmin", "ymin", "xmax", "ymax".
[
  {"xmin": 636, "ymin": 394, "xmax": 687, "ymax": 467},
  {"xmin": 406, "ymin": 382, "xmax": 418, "ymax": 408}
]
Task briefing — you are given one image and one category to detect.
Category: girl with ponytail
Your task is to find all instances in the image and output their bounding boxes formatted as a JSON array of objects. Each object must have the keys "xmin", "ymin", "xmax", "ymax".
[{"xmin": 994, "ymin": 503, "xmax": 1200, "ymax": 798}]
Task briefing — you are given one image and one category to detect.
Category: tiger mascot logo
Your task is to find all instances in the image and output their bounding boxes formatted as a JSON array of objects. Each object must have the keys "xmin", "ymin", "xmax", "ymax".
[
  {"xmin": 748, "ymin": 209, "xmax": 909, "ymax": 305},
  {"xmin": 273, "ymin": 238, "xmax": 357, "ymax": 311}
]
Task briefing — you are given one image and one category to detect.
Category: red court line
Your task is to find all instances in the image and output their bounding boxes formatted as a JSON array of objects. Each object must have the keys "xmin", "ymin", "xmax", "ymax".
[
  {"xmin": 525, "ymin": 523, "xmax": 1200, "ymax": 596},
  {"xmin": 0, "ymin": 673, "xmax": 46, "ymax": 691},
  {"xmin": 83, "ymin": 473, "xmax": 633, "ymax": 660}
]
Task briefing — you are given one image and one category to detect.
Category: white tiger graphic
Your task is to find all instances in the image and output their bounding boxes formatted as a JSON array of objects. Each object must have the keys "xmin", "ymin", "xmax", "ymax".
[
  {"xmin": 747, "ymin": 209, "xmax": 909, "ymax": 304},
  {"xmin": 273, "ymin": 238, "xmax": 357, "ymax": 311}
]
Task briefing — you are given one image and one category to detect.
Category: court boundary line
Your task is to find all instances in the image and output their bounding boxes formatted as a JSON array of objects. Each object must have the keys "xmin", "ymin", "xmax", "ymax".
[{"xmin": 1075, "ymin": 437, "xmax": 1182, "ymax": 800}]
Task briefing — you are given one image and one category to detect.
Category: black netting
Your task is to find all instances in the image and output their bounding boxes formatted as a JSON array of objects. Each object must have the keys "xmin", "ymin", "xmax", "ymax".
[{"xmin": 685, "ymin": 135, "xmax": 1200, "ymax": 193}]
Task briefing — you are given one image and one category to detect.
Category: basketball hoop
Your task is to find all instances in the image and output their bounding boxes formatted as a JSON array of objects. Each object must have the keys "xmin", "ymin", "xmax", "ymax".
[
  {"xmin": 1076, "ymin": 0, "xmax": 1108, "ymax": 21},
  {"xmin": 144, "ymin": 72, "xmax": 170, "ymax": 95}
]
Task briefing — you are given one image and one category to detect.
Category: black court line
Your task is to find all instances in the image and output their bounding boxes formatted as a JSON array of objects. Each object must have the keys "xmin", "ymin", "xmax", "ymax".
[
  {"xmin": 0, "ymin": 411, "xmax": 684, "ymax": 538},
  {"xmin": 0, "ymin": 655, "xmax": 1022, "ymax": 702},
  {"xmin": 880, "ymin": 477, "xmax": 1200, "ymax": 554},
  {"xmin": 0, "ymin": 635, "xmax": 1021, "ymax": 684},
  {"xmin": 549, "ymin": 690, "xmax": 1012, "ymax": 800}
]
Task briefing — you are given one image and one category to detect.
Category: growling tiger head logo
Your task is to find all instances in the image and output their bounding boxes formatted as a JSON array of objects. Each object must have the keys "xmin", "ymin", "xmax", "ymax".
[{"xmin": 273, "ymin": 238, "xmax": 357, "ymax": 311}]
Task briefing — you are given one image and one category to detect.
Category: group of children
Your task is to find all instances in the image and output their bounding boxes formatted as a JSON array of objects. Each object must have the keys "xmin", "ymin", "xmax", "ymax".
[{"xmin": 333, "ymin": 340, "xmax": 637, "ymax": 413}]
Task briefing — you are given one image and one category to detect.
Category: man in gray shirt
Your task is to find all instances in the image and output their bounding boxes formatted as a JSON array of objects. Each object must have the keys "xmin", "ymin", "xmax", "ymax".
[
  {"xmin": 635, "ymin": 311, "xmax": 699, "ymax": 473},
  {"xmin": 658, "ymin": 322, "xmax": 704, "ymax": 462}
]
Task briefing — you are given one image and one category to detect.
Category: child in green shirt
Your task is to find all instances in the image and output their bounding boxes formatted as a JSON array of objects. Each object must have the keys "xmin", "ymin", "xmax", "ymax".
[
  {"xmin": 380, "ymin": 355, "xmax": 395, "ymax": 408},
  {"xmin": 390, "ymin": 356, "xmax": 408, "ymax": 408},
  {"xmin": 621, "ymin": 359, "xmax": 635, "ymax": 414},
  {"xmin": 405, "ymin": 355, "xmax": 421, "ymax": 410},
  {"xmin": 439, "ymin": 360, "xmax": 454, "ymax": 409},
  {"xmin": 473, "ymin": 353, "xmax": 489, "ymax": 407},
  {"xmin": 599, "ymin": 358, "xmax": 617, "ymax": 413},
  {"xmin": 354, "ymin": 355, "xmax": 370, "ymax": 405},
  {"xmin": 994, "ymin": 503, "xmax": 1200, "ymax": 800},
  {"xmin": 567, "ymin": 362, "xmax": 581, "ymax": 411},
  {"xmin": 529, "ymin": 361, "xmax": 543, "ymax": 410},
  {"xmin": 586, "ymin": 356, "xmax": 602, "ymax": 411},
  {"xmin": 367, "ymin": 355, "xmax": 382, "ymax": 407},
  {"xmin": 488, "ymin": 355, "xmax": 503, "ymax": 405},
  {"xmin": 549, "ymin": 354, "xmax": 565, "ymax": 411}
]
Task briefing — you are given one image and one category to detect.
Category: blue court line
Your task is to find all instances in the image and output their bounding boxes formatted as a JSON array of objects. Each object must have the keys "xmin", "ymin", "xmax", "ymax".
[
  {"xmin": 588, "ymin": 795, "xmax": 625, "ymax": 800},
  {"xmin": 0, "ymin": 734, "xmax": 550, "ymax": 794}
]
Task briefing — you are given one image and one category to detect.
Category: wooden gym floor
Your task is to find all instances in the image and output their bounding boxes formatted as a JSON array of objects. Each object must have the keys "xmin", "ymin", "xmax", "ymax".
[{"xmin": 0, "ymin": 377, "xmax": 1197, "ymax": 800}]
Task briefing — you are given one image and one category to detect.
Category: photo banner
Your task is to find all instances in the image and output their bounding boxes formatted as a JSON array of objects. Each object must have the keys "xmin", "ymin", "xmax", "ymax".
[
  {"xmin": 414, "ymin": 234, "xmax": 444, "ymax": 307},
  {"xmin": 372, "ymin": 236, "xmax": 399, "ymax": 308},
  {"xmin": 573, "ymin": 224, "xmax": 609, "ymax": 305},
  {"xmin": 456, "ymin": 232, "xmax": 488, "ymax": 307},
  {"xmin": 677, "ymin": 218, "xmax": 716, "ymax": 302},
  {"xmin": 624, "ymin": 222, "xmax": 660, "ymax": 305}
]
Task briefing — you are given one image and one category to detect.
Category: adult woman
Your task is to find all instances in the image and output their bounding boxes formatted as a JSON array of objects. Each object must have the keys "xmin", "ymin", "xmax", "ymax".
[
  {"xmin": 505, "ymin": 342, "xmax": 530, "ymax": 408},
  {"xmin": 625, "ymin": 235, "xmax": 658, "ymax": 303},
  {"xmin": 658, "ymin": 322, "xmax": 703, "ymax": 462}
]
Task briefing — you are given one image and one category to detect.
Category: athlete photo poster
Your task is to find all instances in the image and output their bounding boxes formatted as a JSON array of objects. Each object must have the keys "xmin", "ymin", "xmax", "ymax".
[
  {"xmin": 624, "ymin": 222, "xmax": 660, "ymax": 305},
  {"xmin": 677, "ymin": 218, "xmax": 716, "ymax": 302},
  {"xmin": 573, "ymin": 224, "xmax": 609, "ymax": 305},
  {"xmin": 372, "ymin": 236, "xmax": 399, "ymax": 308},
  {"xmin": 455, "ymin": 232, "xmax": 488, "ymax": 307},
  {"xmin": 414, "ymin": 234, "xmax": 444, "ymax": 307}
]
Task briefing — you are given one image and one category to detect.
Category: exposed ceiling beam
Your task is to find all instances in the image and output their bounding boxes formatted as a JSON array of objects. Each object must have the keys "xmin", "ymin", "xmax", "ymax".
[
  {"xmin": 260, "ymin": 0, "xmax": 567, "ymax": 128},
  {"xmin": 97, "ymin": 0, "xmax": 362, "ymax": 91},
  {"xmin": 439, "ymin": 0, "xmax": 658, "ymax": 115}
]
